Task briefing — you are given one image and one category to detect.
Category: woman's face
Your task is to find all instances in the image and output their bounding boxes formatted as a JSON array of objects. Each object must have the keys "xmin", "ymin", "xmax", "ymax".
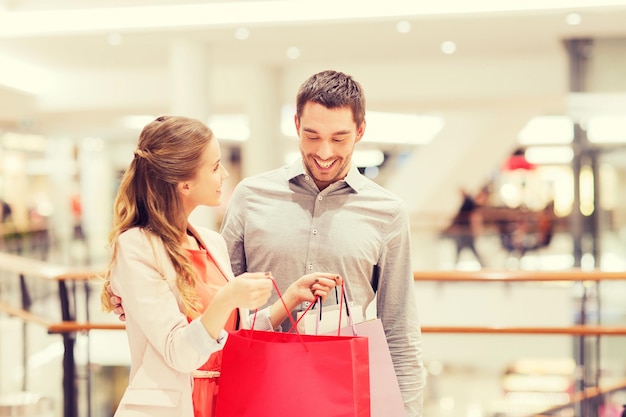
[{"xmin": 181, "ymin": 139, "xmax": 229, "ymax": 213}]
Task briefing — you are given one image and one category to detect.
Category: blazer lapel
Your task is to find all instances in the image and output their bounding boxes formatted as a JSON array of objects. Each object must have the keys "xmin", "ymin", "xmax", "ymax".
[{"xmin": 186, "ymin": 225, "xmax": 251, "ymax": 329}]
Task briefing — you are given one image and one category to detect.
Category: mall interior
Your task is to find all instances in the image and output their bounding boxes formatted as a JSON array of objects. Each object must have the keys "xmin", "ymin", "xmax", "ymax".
[{"xmin": 1, "ymin": 1, "xmax": 626, "ymax": 416}]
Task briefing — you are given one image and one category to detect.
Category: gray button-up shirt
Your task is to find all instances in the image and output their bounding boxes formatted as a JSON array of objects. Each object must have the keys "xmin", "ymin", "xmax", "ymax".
[{"xmin": 221, "ymin": 160, "xmax": 424, "ymax": 417}]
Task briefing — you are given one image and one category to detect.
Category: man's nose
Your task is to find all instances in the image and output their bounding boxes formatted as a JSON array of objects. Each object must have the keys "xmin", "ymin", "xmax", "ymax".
[{"xmin": 317, "ymin": 141, "xmax": 333, "ymax": 159}]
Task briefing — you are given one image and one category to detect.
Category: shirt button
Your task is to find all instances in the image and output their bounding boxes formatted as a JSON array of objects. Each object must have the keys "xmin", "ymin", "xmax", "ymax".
[
  {"xmin": 312, "ymin": 229, "xmax": 318, "ymax": 235},
  {"xmin": 305, "ymin": 175, "xmax": 310, "ymax": 181},
  {"xmin": 308, "ymin": 264, "xmax": 313, "ymax": 270},
  {"xmin": 318, "ymin": 195, "xmax": 323, "ymax": 201}
]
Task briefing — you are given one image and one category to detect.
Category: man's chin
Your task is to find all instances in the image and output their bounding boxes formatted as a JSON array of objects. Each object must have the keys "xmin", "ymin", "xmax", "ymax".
[{"xmin": 311, "ymin": 171, "xmax": 335, "ymax": 181}]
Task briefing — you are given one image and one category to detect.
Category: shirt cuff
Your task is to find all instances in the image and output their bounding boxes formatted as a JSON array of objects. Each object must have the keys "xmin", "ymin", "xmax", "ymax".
[{"xmin": 182, "ymin": 318, "xmax": 227, "ymax": 355}]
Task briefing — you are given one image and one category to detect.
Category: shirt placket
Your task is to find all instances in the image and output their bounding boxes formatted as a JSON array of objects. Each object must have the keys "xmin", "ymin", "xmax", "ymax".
[{"xmin": 302, "ymin": 191, "xmax": 325, "ymax": 309}]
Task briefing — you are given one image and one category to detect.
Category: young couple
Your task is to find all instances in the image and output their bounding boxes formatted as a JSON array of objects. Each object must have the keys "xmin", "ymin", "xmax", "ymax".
[{"xmin": 102, "ymin": 70, "xmax": 424, "ymax": 417}]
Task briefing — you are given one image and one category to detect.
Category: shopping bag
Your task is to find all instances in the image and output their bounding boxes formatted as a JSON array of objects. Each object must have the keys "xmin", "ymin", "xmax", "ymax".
[
  {"xmin": 215, "ymin": 280, "xmax": 371, "ymax": 417},
  {"xmin": 297, "ymin": 284, "xmax": 404, "ymax": 416},
  {"xmin": 329, "ymin": 319, "xmax": 406, "ymax": 417}
]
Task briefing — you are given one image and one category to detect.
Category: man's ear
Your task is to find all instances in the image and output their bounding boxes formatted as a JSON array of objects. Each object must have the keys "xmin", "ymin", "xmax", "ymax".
[
  {"xmin": 356, "ymin": 120, "xmax": 366, "ymax": 143},
  {"xmin": 294, "ymin": 114, "xmax": 300, "ymax": 132}
]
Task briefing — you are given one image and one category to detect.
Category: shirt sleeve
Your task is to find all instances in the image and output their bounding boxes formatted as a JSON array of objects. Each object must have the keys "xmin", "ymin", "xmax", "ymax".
[
  {"xmin": 220, "ymin": 182, "xmax": 247, "ymax": 276},
  {"xmin": 375, "ymin": 202, "xmax": 425, "ymax": 417}
]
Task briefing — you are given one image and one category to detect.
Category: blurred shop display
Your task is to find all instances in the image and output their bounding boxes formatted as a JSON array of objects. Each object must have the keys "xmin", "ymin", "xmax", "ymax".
[{"xmin": 441, "ymin": 146, "xmax": 569, "ymax": 268}]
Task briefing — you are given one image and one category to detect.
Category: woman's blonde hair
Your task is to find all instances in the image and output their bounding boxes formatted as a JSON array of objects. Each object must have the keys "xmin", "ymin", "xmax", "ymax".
[{"xmin": 100, "ymin": 115, "xmax": 214, "ymax": 317}]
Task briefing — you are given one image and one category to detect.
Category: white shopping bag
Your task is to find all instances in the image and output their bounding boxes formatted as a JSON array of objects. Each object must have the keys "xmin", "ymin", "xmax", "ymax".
[{"xmin": 296, "ymin": 298, "xmax": 364, "ymax": 335}]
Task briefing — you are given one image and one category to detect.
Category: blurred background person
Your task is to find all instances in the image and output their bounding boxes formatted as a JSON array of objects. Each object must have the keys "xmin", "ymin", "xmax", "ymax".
[{"xmin": 444, "ymin": 187, "xmax": 489, "ymax": 268}]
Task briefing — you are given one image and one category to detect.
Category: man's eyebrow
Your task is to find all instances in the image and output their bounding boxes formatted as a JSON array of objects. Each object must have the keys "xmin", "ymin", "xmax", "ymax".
[{"xmin": 302, "ymin": 127, "xmax": 351, "ymax": 135}]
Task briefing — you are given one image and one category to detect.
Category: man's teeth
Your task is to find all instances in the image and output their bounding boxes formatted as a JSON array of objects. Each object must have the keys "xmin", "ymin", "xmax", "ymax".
[{"xmin": 317, "ymin": 160, "xmax": 333, "ymax": 168}]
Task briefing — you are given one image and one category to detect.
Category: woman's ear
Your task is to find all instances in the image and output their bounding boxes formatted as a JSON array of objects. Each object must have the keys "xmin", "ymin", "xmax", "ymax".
[{"xmin": 177, "ymin": 182, "xmax": 190, "ymax": 195}]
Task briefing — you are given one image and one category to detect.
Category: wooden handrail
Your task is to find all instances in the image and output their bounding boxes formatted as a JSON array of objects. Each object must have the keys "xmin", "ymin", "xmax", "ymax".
[
  {"xmin": 2, "ymin": 254, "xmax": 625, "ymax": 417},
  {"xmin": 0, "ymin": 301, "xmax": 125, "ymax": 334},
  {"xmin": 0, "ymin": 251, "xmax": 108, "ymax": 417},
  {"xmin": 0, "ymin": 301, "xmax": 53, "ymax": 328},
  {"xmin": 532, "ymin": 379, "xmax": 626, "ymax": 416},
  {"xmin": 48, "ymin": 321, "xmax": 125, "ymax": 334},
  {"xmin": 414, "ymin": 269, "xmax": 626, "ymax": 282},
  {"xmin": 0, "ymin": 252, "xmax": 101, "ymax": 281}
]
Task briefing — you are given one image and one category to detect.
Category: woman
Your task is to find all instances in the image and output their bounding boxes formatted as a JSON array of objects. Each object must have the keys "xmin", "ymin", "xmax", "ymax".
[{"xmin": 100, "ymin": 115, "xmax": 340, "ymax": 417}]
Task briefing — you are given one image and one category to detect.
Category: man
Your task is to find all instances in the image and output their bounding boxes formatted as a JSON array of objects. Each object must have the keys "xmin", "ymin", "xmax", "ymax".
[{"xmin": 220, "ymin": 70, "xmax": 424, "ymax": 416}]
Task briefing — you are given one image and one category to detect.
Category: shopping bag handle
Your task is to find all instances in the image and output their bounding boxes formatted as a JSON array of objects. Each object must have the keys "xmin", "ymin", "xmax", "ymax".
[
  {"xmin": 251, "ymin": 276, "xmax": 300, "ymax": 334},
  {"xmin": 248, "ymin": 277, "xmax": 310, "ymax": 352},
  {"xmin": 291, "ymin": 281, "xmax": 358, "ymax": 336}
]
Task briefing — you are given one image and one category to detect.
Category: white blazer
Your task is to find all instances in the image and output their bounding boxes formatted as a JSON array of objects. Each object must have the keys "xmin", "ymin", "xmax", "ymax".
[{"xmin": 110, "ymin": 226, "xmax": 273, "ymax": 417}]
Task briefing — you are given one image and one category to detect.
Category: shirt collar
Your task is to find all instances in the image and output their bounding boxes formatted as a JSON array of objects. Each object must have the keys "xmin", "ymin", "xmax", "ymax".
[{"xmin": 286, "ymin": 159, "xmax": 365, "ymax": 193}]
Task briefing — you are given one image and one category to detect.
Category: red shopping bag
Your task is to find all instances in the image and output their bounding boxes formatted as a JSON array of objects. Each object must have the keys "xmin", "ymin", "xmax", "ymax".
[
  {"xmin": 300, "ymin": 287, "xmax": 405, "ymax": 416},
  {"xmin": 215, "ymin": 281, "xmax": 371, "ymax": 417}
]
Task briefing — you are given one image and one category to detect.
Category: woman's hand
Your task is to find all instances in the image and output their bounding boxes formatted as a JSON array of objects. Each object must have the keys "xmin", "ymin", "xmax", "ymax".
[
  {"xmin": 268, "ymin": 273, "xmax": 342, "ymax": 328},
  {"xmin": 219, "ymin": 272, "xmax": 274, "ymax": 311},
  {"xmin": 286, "ymin": 273, "xmax": 343, "ymax": 305},
  {"xmin": 201, "ymin": 272, "xmax": 273, "ymax": 339}
]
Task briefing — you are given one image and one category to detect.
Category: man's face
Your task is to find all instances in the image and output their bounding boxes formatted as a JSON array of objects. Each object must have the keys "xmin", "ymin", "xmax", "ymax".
[{"xmin": 295, "ymin": 102, "xmax": 365, "ymax": 191}]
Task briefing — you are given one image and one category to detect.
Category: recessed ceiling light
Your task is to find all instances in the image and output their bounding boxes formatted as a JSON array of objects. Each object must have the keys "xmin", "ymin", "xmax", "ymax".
[
  {"xmin": 396, "ymin": 20, "xmax": 412, "ymax": 34},
  {"xmin": 518, "ymin": 115, "xmax": 574, "ymax": 145},
  {"xmin": 586, "ymin": 115, "xmax": 626, "ymax": 143},
  {"xmin": 121, "ymin": 115, "xmax": 156, "ymax": 129},
  {"xmin": 208, "ymin": 114, "xmax": 250, "ymax": 142},
  {"xmin": 107, "ymin": 32, "xmax": 123, "ymax": 46},
  {"xmin": 234, "ymin": 27, "xmax": 250, "ymax": 40},
  {"xmin": 0, "ymin": 54, "xmax": 50, "ymax": 94},
  {"xmin": 525, "ymin": 146, "xmax": 574, "ymax": 164},
  {"xmin": 566, "ymin": 13, "xmax": 582, "ymax": 25},
  {"xmin": 440, "ymin": 41, "xmax": 456, "ymax": 54},
  {"xmin": 286, "ymin": 46, "xmax": 300, "ymax": 60}
]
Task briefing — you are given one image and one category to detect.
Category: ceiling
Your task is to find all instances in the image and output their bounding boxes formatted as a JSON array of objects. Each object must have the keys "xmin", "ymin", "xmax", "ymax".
[
  {"xmin": 3, "ymin": 2, "xmax": 626, "ymax": 66},
  {"xmin": 2, "ymin": 1, "xmax": 626, "ymax": 226},
  {"xmin": 1, "ymin": 1, "xmax": 626, "ymax": 139}
]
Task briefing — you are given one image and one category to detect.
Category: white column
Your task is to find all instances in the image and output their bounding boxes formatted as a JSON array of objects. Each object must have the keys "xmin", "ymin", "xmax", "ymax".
[
  {"xmin": 78, "ymin": 137, "xmax": 113, "ymax": 264},
  {"xmin": 168, "ymin": 39, "xmax": 210, "ymax": 121},
  {"xmin": 168, "ymin": 39, "xmax": 215, "ymax": 228},
  {"xmin": 241, "ymin": 66, "xmax": 284, "ymax": 177},
  {"xmin": 46, "ymin": 137, "xmax": 75, "ymax": 263}
]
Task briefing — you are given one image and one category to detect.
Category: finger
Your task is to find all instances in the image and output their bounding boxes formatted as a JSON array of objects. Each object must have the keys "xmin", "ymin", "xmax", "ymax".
[
  {"xmin": 314, "ymin": 290, "xmax": 329, "ymax": 302},
  {"xmin": 300, "ymin": 292, "xmax": 316, "ymax": 303},
  {"xmin": 315, "ymin": 278, "xmax": 337, "ymax": 288}
]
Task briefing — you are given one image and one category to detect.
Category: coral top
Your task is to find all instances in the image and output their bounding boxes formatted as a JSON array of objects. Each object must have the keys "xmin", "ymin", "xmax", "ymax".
[{"xmin": 186, "ymin": 245, "xmax": 238, "ymax": 417}]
